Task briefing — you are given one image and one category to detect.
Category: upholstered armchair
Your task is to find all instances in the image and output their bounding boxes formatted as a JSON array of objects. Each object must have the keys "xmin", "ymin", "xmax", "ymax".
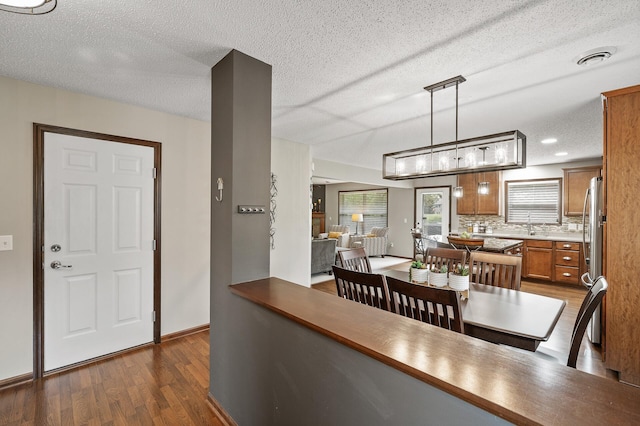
[
  {"xmin": 327, "ymin": 224, "xmax": 351, "ymax": 248},
  {"xmin": 349, "ymin": 227, "xmax": 389, "ymax": 257}
]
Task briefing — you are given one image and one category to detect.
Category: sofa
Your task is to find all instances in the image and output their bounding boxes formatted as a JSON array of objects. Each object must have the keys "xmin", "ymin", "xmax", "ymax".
[
  {"xmin": 311, "ymin": 238, "xmax": 337, "ymax": 274},
  {"xmin": 326, "ymin": 224, "xmax": 350, "ymax": 248},
  {"xmin": 349, "ymin": 227, "xmax": 389, "ymax": 257}
]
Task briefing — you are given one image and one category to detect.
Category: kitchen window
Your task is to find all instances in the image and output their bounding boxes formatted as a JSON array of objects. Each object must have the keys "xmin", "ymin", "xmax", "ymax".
[
  {"xmin": 505, "ymin": 178, "xmax": 562, "ymax": 224},
  {"xmin": 338, "ymin": 189, "xmax": 388, "ymax": 233}
]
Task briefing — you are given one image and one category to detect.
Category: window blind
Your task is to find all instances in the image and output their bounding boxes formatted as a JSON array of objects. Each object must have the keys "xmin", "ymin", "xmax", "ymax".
[
  {"xmin": 338, "ymin": 189, "xmax": 388, "ymax": 233},
  {"xmin": 506, "ymin": 179, "xmax": 561, "ymax": 224}
]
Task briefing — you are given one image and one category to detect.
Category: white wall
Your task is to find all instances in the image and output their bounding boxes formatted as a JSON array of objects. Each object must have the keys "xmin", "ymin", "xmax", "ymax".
[
  {"xmin": 0, "ymin": 76, "xmax": 211, "ymax": 381},
  {"xmin": 270, "ymin": 138, "xmax": 312, "ymax": 287}
]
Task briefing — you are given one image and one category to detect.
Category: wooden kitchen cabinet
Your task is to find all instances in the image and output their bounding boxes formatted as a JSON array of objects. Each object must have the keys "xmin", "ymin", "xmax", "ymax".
[
  {"xmin": 553, "ymin": 241, "xmax": 581, "ymax": 285},
  {"xmin": 563, "ymin": 166, "xmax": 602, "ymax": 216},
  {"xmin": 456, "ymin": 171, "xmax": 500, "ymax": 215},
  {"xmin": 524, "ymin": 240, "xmax": 553, "ymax": 281},
  {"xmin": 602, "ymin": 84, "xmax": 640, "ymax": 385}
]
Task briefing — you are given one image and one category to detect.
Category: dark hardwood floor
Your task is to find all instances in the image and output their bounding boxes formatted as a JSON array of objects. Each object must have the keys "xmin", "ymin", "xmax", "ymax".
[
  {"xmin": 0, "ymin": 331, "xmax": 224, "ymax": 426},
  {"xmin": 313, "ymin": 260, "xmax": 616, "ymax": 380}
]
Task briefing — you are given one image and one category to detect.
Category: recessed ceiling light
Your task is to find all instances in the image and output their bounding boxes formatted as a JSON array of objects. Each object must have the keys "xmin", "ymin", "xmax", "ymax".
[
  {"xmin": 0, "ymin": 0, "xmax": 55, "ymax": 14},
  {"xmin": 541, "ymin": 138, "xmax": 557, "ymax": 144},
  {"xmin": 555, "ymin": 152, "xmax": 568, "ymax": 156},
  {"xmin": 575, "ymin": 46, "xmax": 616, "ymax": 66}
]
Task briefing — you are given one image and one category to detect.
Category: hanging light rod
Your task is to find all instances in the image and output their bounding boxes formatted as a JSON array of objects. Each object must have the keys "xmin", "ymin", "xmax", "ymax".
[
  {"xmin": 382, "ymin": 75, "xmax": 526, "ymax": 180},
  {"xmin": 423, "ymin": 75, "xmax": 466, "ymax": 93}
]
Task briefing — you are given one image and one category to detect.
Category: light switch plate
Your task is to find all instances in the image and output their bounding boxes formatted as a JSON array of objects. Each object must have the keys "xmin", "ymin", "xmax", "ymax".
[{"xmin": 0, "ymin": 235, "xmax": 13, "ymax": 251}]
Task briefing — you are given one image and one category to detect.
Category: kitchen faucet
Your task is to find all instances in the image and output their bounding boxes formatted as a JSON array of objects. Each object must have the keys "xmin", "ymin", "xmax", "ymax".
[{"xmin": 527, "ymin": 212, "xmax": 535, "ymax": 235}]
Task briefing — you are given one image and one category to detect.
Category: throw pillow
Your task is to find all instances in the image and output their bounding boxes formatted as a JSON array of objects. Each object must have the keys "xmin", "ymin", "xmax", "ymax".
[{"xmin": 328, "ymin": 231, "xmax": 342, "ymax": 239}]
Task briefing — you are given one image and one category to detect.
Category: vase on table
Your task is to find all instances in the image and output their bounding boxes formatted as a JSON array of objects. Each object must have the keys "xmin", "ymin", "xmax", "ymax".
[
  {"xmin": 410, "ymin": 267, "xmax": 428, "ymax": 284},
  {"xmin": 449, "ymin": 274, "xmax": 470, "ymax": 291},
  {"xmin": 428, "ymin": 271, "xmax": 448, "ymax": 288}
]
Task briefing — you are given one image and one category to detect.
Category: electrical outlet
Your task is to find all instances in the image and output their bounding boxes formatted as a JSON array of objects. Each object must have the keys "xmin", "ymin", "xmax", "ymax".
[{"xmin": 0, "ymin": 235, "xmax": 13, "ymax": 251}]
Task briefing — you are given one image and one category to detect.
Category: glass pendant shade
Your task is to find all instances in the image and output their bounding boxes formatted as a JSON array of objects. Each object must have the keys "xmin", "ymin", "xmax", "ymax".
[
  {"xmin": 477, "ymin": 181, "xmax": 490, "ymax": 195},
  {"xmin": 453, "ymin": 186, "xmax": 464, "ymax": 198}
]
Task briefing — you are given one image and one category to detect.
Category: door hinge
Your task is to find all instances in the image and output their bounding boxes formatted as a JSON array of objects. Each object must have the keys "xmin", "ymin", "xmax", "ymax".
[
  {"xmin": 153, "ymin": 311, "xmax": 156, "ymax": 322},
  {"xmin": 152, "ymin": 168, "xmax": 157, "ymax": 179},
  {"xmin": 152, "ymin": 240, "xmax": 157, "ymax": 250}
]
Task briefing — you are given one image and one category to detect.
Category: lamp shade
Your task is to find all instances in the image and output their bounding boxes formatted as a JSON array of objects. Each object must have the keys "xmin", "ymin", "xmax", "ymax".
[{"xmin": 351, "ymin": 213, "xmax": 364, "ymax": 222}]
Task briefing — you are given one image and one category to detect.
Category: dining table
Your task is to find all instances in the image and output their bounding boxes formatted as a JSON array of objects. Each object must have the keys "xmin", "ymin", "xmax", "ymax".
[{"xmin": 381, "ymin": 269, "xmax": 566, "ymax": 351}]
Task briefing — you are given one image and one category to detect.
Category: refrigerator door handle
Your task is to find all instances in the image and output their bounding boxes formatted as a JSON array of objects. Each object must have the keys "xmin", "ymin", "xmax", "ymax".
[
  {"xmin": 581, "ymin": 272, "xmax": 594, "ymax": 289},
  {"xmin": 582, "ymin": 187, "xmax": 591, "ymax": 265}
]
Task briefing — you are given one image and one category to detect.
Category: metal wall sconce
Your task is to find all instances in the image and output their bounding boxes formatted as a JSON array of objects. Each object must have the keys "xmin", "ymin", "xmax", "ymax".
[
  {"xmin": 453, "ymin": 186, "xmax": 464, "ymax": 198},
  {"xmin": 382, "ymin": 75, "xmax": 526, "ymax": 180}
]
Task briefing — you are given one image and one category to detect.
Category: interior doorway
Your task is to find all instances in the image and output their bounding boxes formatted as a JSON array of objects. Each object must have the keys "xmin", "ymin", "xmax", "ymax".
[{"xmin": 33, "ymin": 124, "xmax": 162, "ymax": 378}]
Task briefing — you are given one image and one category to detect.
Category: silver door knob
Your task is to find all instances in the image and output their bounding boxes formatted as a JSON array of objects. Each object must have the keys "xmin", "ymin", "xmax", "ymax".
[{"xmin": 50, "ymin": 260, "xmax": 73, "ymax": 270}]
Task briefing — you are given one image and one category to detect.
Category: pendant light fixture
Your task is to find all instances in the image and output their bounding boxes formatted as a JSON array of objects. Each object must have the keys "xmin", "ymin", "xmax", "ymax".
[
  {"xmin": 382, "ymin": 75, "xmax": 526, "ymax": 180},
  {"xmin": 477, "ymin": 147, "xmax": 490, "ymax": 195},
  {"xmin": 453, "ymin": 186, "xmax": 464, "ymax": 198}
]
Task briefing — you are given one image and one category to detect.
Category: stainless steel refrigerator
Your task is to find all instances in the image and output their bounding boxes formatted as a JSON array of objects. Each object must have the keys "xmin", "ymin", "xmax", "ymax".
[{"xmin": 581, "ymin": 176, "xmax": 604, "ymax": 344}]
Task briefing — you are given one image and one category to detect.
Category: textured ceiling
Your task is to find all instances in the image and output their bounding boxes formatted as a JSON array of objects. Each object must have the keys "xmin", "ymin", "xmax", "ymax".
[{"xmin": 1, "ymin": 0, "xmax": 639, "ymax": 173}]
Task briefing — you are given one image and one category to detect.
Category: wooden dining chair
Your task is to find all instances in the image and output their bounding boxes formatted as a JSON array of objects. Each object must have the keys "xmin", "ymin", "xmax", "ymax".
[
  {"xmin": 447, "ymin": 235, "xmax": 484, "ymax": 253},
  {"xmin": 524, "ymin": 276, "xmax": 608, "ymax": 368},
  {"xmin": 469, "ymin": 251, "xmax": 522, "ymax": 290},
  {"xmin": 338, "ymin": 247, "xmax": 372, "ymax": 273},
  {"xmin": 424, "ymin": 247, "xmax": 467, "ymax": 274},
  {"xmin": 385, "ymin": 276, "xmax": 464, "ymax": 333},
  {"xmin": 331, "ymin": 265, "xmax": 390, "ymax": 311},
  {"xmin": 566, "ymin": 276, "xmax": 608, "ymax": 368}
]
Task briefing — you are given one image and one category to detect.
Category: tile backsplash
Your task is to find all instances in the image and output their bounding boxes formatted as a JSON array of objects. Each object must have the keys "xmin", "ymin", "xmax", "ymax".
[{"xmin": 457, "ymin": 215, "xmax": 583, "ymax": 235}]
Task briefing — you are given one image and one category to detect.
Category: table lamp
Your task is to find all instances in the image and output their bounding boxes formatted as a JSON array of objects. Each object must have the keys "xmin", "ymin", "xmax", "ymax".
[{"xmin": 352, "ymin": 213, "xmax": 364, "ymax": 235}]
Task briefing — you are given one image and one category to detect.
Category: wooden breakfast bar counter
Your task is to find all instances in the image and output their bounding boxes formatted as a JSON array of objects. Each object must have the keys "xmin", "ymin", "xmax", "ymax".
[{"xmin": 230, "ymin": 277, "xmax": 640, "ymax": 425}]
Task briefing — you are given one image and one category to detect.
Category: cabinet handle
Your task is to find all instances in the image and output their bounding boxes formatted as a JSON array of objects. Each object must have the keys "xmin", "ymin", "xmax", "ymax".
[
  {"xmin": 563, "ymin": 256, "xmax": 572, "ymax": 261},
  {"xmin": 563, "ymin": 272, "xmax": 572, "ymax": 277},
  {"xmin": 563, "ymin": 244, "xmax": 571, "ymax": 248}
]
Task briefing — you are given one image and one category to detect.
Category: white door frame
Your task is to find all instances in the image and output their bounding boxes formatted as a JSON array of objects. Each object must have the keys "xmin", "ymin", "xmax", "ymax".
[
  {"xmin": 414, "ymin": 185, "xmax": 452, "ymax": 243},
  {"xmin": 33, "ymin": 123, "xmax": 162, "ymax": 378}
]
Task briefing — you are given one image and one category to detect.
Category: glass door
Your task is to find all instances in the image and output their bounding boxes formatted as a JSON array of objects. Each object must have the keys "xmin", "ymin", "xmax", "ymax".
[{"xmin": 415, "ymin": 187, "xmax": 451, "ymax": 244}]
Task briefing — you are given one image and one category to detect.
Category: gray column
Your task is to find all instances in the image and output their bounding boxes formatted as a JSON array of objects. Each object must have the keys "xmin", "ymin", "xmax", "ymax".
[{"xmin": 209, "ymin": 50, "xmax": 272, "ymax": 418}]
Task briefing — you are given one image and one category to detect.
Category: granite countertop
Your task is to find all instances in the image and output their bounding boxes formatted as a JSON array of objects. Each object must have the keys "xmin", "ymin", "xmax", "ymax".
[{"xmin": 481, "ymin": 237, "xmax": 523, "ymax": 252}]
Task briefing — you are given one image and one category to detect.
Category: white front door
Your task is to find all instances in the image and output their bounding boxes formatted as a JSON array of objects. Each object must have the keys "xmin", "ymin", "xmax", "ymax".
[
  {"xmin": 415, "ymin": 187, "xmax": 451, "ymax": 244},
  {"xmin": 43, "ymin": 132, "xmax": 155, "ymax": 371}
]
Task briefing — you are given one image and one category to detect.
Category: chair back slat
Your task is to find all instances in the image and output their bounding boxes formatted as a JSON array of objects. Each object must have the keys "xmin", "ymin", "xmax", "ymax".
[
  {"xmin": 567, "ymin": 276, "xmax": 608, "ymax": 368},
  {"xmin": 332, "ymin": 265, "xmax": 390, "ymax": 311},
  {"xmin": 386, "ymin": 276, "xmax": 464, "ymax": 333},
  {"xmin": 338, "ymin": 247, "xmax": 372, "ymax": 273},
  {"xmin": 424, "ymin": 247, "xmax": 467, "ymax": 273},
  {"xmin": 470, "ymin": 252, "xmax": 522, "ymax": 290}
]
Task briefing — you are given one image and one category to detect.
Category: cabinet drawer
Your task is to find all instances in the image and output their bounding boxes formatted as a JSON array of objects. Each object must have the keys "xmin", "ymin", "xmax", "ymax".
[
  {"xmin": 526, "ymin": 240, "xmax": 553, "ymax": 249},
  {"xmin": 555, "ymin": 266, "xmax": 580, "ymax": 284},
  {"xmin": 555, "ymin": 250, "xmax": 579, "ymax": 267},
  {"xmin": 555, "ymin": 241, "xmax": 580, "ymax": 251}
]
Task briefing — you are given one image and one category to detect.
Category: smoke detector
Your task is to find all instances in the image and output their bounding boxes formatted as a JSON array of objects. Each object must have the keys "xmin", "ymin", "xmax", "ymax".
[{"xmin": 575, "ymin": 46, "xmax": 616, "ymax": 66}]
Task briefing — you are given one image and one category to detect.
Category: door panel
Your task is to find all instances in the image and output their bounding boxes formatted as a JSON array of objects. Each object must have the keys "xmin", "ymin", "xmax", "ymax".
[{"xmin": 44, "ymin": 132, "xmax": 154, "ymax": 371}]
